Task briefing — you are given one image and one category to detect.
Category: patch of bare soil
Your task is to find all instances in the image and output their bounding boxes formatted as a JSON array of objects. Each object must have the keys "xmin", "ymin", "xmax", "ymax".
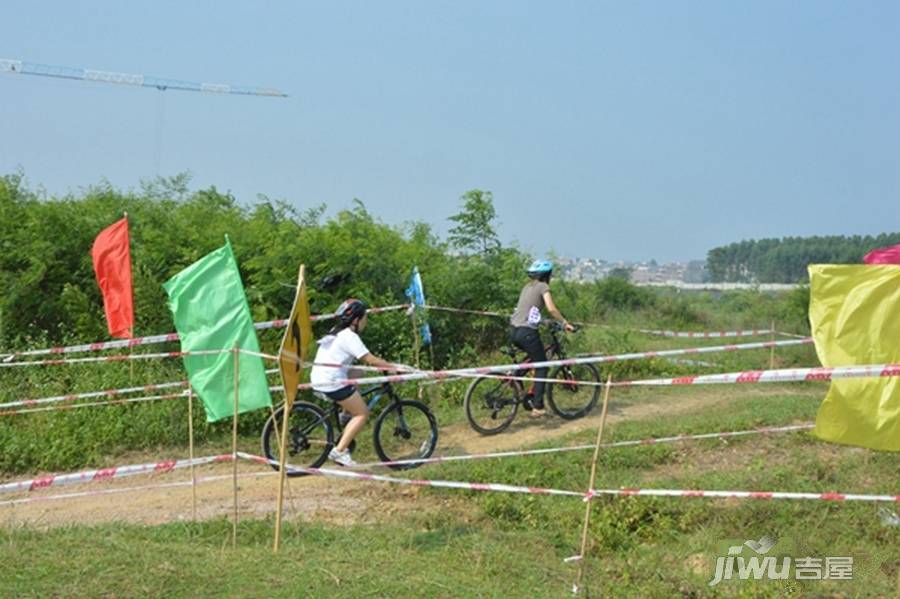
[
  {"xmin": 0, "ymin": 461, "xmax": 463, "ymax": 529},
  {"xmin": 437, "ymin": 385, "xmax": 719, "ymax": 455},
  {"xmin": 0, "ymin": 385, "xmax": 809, "ymax": 529}
]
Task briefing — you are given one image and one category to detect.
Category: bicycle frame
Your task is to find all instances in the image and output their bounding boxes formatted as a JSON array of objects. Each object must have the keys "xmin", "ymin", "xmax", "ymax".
[
  {"xmin": 360, "ymin": 383, "xmax": 393, "ymax": 412},
  {"xmin": 508, "ymin": 326, "xmax": 569, "ymax": 394},
  {"xmin": 319, "ymin": 382, "xmax": 396, "ymax": 432}
]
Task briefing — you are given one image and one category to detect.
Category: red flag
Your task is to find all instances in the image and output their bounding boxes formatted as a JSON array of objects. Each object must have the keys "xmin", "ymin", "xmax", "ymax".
[
  {"xmin": 91, "ymin": 217, "xmax": 134, "ymax": 338},
  {"xmin": 863, "ymin": 244, "xmax": 900, "ymax": 265}
]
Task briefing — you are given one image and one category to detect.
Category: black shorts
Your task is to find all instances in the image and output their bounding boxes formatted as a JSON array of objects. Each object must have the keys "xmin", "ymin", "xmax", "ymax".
[{"xmin": 320, "ymin": 385, "xmax": 356, "ymax": 402}]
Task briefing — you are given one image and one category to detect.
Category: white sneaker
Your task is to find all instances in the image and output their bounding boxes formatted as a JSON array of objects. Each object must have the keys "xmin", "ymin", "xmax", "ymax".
[{"xmin": 328, "ymin": 447, "xmax": 357, "ymax": 467}]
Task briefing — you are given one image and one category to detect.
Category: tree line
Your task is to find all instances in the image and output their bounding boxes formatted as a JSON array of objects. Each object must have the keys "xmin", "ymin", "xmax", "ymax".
[
  {"xmin": 706, "ymin": 234, "xmax": 900, "ymax": 283},
  {"xmin": 0, "ymin": 173, "xmax": 524, "ymax": 365}
]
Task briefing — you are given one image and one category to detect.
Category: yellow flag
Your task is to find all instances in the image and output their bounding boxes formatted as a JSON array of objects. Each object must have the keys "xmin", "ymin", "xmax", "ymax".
[
  {"xmin": 808, "ymin": 264, "xmax": 900, "ymax": 451},
  {"xmin": 278, "ymin": 265, "xmax": 314, "ymax": 408}
]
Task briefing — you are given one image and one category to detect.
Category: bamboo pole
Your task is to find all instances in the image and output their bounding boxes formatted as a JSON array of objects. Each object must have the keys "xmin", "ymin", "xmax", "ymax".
[
  {"xmin": 274, "ymin": 392, "xmax": 292, "ymax": 551},
  {"xmin": 769, "ymin": 320, "xmax": 776, "ymax": 370},
  {"xmin": 427, "ymin": 338, "xmax": 437, "ymax": 405},
  {"xmin": 573, "ymin": 376, "xmax": 613, "ymax": 595},
  {"xmin": 232, "ymin": 344, "xmax": 239, "ymax": 549},
  {"xmin": 125, "ymin": 211, "xmax": 134, "ymax": 384},
  {"xmin": 274, "ymin": 264, "xmax": 307, "ymax": 552},
  {"xmin": 188, "ymin": 386, "xmax": 196, "ymax": 522},
  {"xmin": 411, "ymin": 308, "xmax": 423, "ymax": 400}
]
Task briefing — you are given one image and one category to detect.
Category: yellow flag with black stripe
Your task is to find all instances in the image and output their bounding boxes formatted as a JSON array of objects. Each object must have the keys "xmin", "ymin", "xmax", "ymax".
[
  {"xmin": 278, "ymin": 265, "xmax": 314, "ymax": 409},
  {"xmin": 808, "ymin": 264, "xmax": 900, "ymax": 451}
]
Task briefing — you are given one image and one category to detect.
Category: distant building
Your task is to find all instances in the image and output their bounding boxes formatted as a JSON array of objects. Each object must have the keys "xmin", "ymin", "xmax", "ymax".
[{"xmin": 558, "ymin": 256, "xmax": 700, "ymax": 284}]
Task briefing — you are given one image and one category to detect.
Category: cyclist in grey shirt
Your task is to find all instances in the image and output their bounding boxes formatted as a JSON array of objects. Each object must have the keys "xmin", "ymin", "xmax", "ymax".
[{"xmin": 509, "ymin": 260, "xmax": 575, "ymax": 415}]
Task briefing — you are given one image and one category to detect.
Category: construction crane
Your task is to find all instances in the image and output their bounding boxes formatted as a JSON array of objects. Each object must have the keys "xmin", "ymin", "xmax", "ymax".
[{"xmin": 0, "ymin": 57, "xmax": 287, "ymax": 97}]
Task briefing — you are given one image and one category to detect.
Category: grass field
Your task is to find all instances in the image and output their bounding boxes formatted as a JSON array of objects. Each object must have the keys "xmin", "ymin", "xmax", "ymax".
[{"xmin": 3, "ymin": 382, "xmax": 897, "ymax": 597}]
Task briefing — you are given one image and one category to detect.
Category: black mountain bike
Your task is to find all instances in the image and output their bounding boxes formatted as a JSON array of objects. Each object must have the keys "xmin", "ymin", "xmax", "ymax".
[
  {"xmin": 261, "ymin": 381, "xmax": 438, "ymax": 474},
  {"xmin": 464, "ymin": 322, "xmax": 601, "ymax": 435}
]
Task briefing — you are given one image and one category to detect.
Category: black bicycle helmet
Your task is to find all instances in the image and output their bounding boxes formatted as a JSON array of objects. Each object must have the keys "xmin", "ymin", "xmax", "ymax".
[{"xmin": 334, "ymin": 298, "xmax": 367, "ymax": 325}]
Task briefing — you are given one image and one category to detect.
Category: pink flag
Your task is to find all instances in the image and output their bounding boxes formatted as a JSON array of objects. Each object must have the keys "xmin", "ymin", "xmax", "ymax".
[
  {"xmin": 91, "ymin": 217, "xmax": 134, "ymax": 338},
  {"xmin": 863, "ymin": 244, "xmax": 900, "ymax": 265}
]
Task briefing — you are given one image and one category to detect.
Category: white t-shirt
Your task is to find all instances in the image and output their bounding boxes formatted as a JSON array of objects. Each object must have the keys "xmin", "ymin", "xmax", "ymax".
[{"xmin": 310, "ymin": 328, "xmax": 371, "ymax": 392}]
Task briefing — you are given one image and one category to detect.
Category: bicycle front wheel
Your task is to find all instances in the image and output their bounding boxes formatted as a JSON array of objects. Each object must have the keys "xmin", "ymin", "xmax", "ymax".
[
  {"xmin": 547, "ymin": 363, "xmax": 601, "ymax": 419},
  {"xmin": 261, "ymin": 401, "xmax": 333, "ymax": 476},
  {"xmin": 463, "ymin": 376, "xmax": 519, "ymax": 435},
  {"xmin": 373, "ymin": 400, "xmax": 438, "ymax": 470}
]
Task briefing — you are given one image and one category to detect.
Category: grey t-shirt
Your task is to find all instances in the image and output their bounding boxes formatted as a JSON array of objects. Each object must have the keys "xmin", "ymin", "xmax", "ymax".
[{"xmin": 510, "ymin": 281, "xmax": 550, "ymax": 329}]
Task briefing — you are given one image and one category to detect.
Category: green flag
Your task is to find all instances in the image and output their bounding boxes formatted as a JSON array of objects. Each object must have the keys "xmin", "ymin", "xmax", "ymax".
[{"xmin": 163, "ymin": 240, "xmax": 272, "ymax": 422}]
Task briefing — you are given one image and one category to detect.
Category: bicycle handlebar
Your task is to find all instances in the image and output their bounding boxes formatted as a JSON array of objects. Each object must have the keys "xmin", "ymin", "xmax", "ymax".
[{"xmin": 546, "ymin": 321, "xmax": 581, "ymax": 334}]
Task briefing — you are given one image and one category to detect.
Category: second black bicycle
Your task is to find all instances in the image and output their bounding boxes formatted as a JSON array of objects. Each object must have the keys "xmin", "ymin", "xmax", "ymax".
[{"xmin": 464, "ymin": 323, "xmax": 601, "ymax": 435}]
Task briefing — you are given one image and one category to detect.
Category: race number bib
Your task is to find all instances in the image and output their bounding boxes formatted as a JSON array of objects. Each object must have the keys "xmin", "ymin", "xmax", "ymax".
[{"xmin": 527, "ymin": 306, "xmax": 542, "ymax": 326}]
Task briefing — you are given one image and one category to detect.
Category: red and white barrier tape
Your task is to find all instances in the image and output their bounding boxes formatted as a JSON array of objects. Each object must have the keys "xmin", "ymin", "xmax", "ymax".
[
  {"xmin": 239, "ymin": 453, "xmax": 898, "ymax": 504},
  {"xmin": 352, "ymin": 424, "xmax": 815, "ymax": 469},
  {"xmin": 0, "ymin": 392, "xmax": 189, "ymax": 416},
  {"xmin": 0, "ymin": 425, "xmax": 814, "ymax": 496},
  {"xmin": 236, "ymin": 452, "xmax": 583, "ymax": 497},
  {"xmin": 777, "ymin": 331, "xmax": 812, "ymax": 339},
  {"xmin": 664, "ymin": 358, "xmax": 718, "ymax": 367},
  {"xmin": 638, "ymin": 328, "xmax": 774, "ymax": 339},
  {"xmin": 0, "ymin": 471, "xmax": 274, "ymax": 508},
  {"xmin": 0, "ymin": 349, "xmax": 225, "ymax": 368},
  {"xmin": 423, "ymin": 305, "xmax": 508, "ymax": 318},
  {"xmin": 0, "ymin": 454, "xmax": 232, "ymax": 495},
  {"xmin": 423, "ymin": 305, "xmax": 609, "ymax": 329},
  {"xmin": 0, "ymin": 304, "xmax": 410, "ymax": 361},
  {"xmin": 461, "ymin": 363, "xmax": 900, "ymax": 390},
  {"xmin": 618, "ymin": 363, "xmax": 900, "ymax": 387},
  {"xmin": 587, "ymin": 487, "xmax": 900, "ymax": 503},
  {"xmin": 0, "ymin": 380, "xmax": 189, "ymax": 410},
  {"xmin": 3, "ymin": 448, "xmax": 893, "ymax": 508},
  {"xmin": 273, "ymin": 337, "xmax": 815, "ymax": 391},
  {"xmin": 1, "ymin": 340, "xmax": 872, "ymax": 417}
]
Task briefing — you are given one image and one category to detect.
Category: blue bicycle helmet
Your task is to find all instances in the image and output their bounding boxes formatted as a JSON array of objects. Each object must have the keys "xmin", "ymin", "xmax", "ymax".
[{"xmin": 527, "ymin": 259, "xmax": 553, "ymax": 275}]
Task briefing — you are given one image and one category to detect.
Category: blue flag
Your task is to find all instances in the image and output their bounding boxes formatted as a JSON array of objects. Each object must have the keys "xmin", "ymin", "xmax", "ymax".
[{"xmin": 405, "ymin": 267, "xmax": 432, "ymax": 345}]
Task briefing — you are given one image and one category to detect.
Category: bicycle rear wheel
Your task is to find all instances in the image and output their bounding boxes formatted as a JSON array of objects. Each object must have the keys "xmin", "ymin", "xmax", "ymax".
[
  {"xmin": 463, "ymin": 376, "xmax": 519, "ymax": 435},
  {"xmin": 547, "ymin": 363, "xmax": 601, "ymax": 419},
  {"xmin": 261, "ymin": 401, "xmax": 333, "ymax": 476},
  {"xmin": 373, "ymin": 400, "xmax": 438, "ymax": 470}
]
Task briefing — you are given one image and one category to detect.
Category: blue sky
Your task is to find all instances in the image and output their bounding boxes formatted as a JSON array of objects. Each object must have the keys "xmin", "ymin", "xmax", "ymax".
[{"xmin": 1, "ymin": 2, "xmax": 897, "ymax": 261}]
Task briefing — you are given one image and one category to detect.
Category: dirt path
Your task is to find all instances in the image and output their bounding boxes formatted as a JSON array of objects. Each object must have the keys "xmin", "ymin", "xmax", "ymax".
[{"xmin": 0, "ymin": 385, "xmax": 813, "ymax": 529}]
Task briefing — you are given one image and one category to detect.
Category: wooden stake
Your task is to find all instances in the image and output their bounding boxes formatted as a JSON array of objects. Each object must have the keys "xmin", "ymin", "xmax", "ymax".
[
  {"xmin": 427, "ymin": 335, "xmax": 437, "ymax": 405},
  {"xmin": 573, "ymin": 376, "xmax": 613, "ymax": 594},
  {"xmin": 125, "ymin": 211, "xmax": 134, "ymax": 383},
  {"xmin": 274, "ymin": 264, "xmax": 308, "ymax": 552},
  {"xmin": 411, "ymin": 308, "xmax": 423, "ymax": 400},
  {"xmin": 273, "ymin": 389, "xmax": 292, "ymax": 552},
  {"xmin": 769, "ymin": 320, "xmax": 776, "ymax": 370},
  {"xmin": 232, "ymin": 344, "xmax": 239, "ymax": 549},
  {"xmin": 188, "ymin": 386, "xmax": 197, "ymax": 522}
]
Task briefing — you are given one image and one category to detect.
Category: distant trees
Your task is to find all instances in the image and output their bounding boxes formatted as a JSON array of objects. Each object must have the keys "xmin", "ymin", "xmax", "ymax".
[{"xmin": 707, "ymin": 234, "xmax": 900, "ymax": 283}]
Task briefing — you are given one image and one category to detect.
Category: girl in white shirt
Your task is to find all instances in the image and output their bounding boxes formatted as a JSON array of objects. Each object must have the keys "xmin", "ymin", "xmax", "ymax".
[{"xmin": 310, "ymin": 299, "xmax": 398, "ymax": 467}]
